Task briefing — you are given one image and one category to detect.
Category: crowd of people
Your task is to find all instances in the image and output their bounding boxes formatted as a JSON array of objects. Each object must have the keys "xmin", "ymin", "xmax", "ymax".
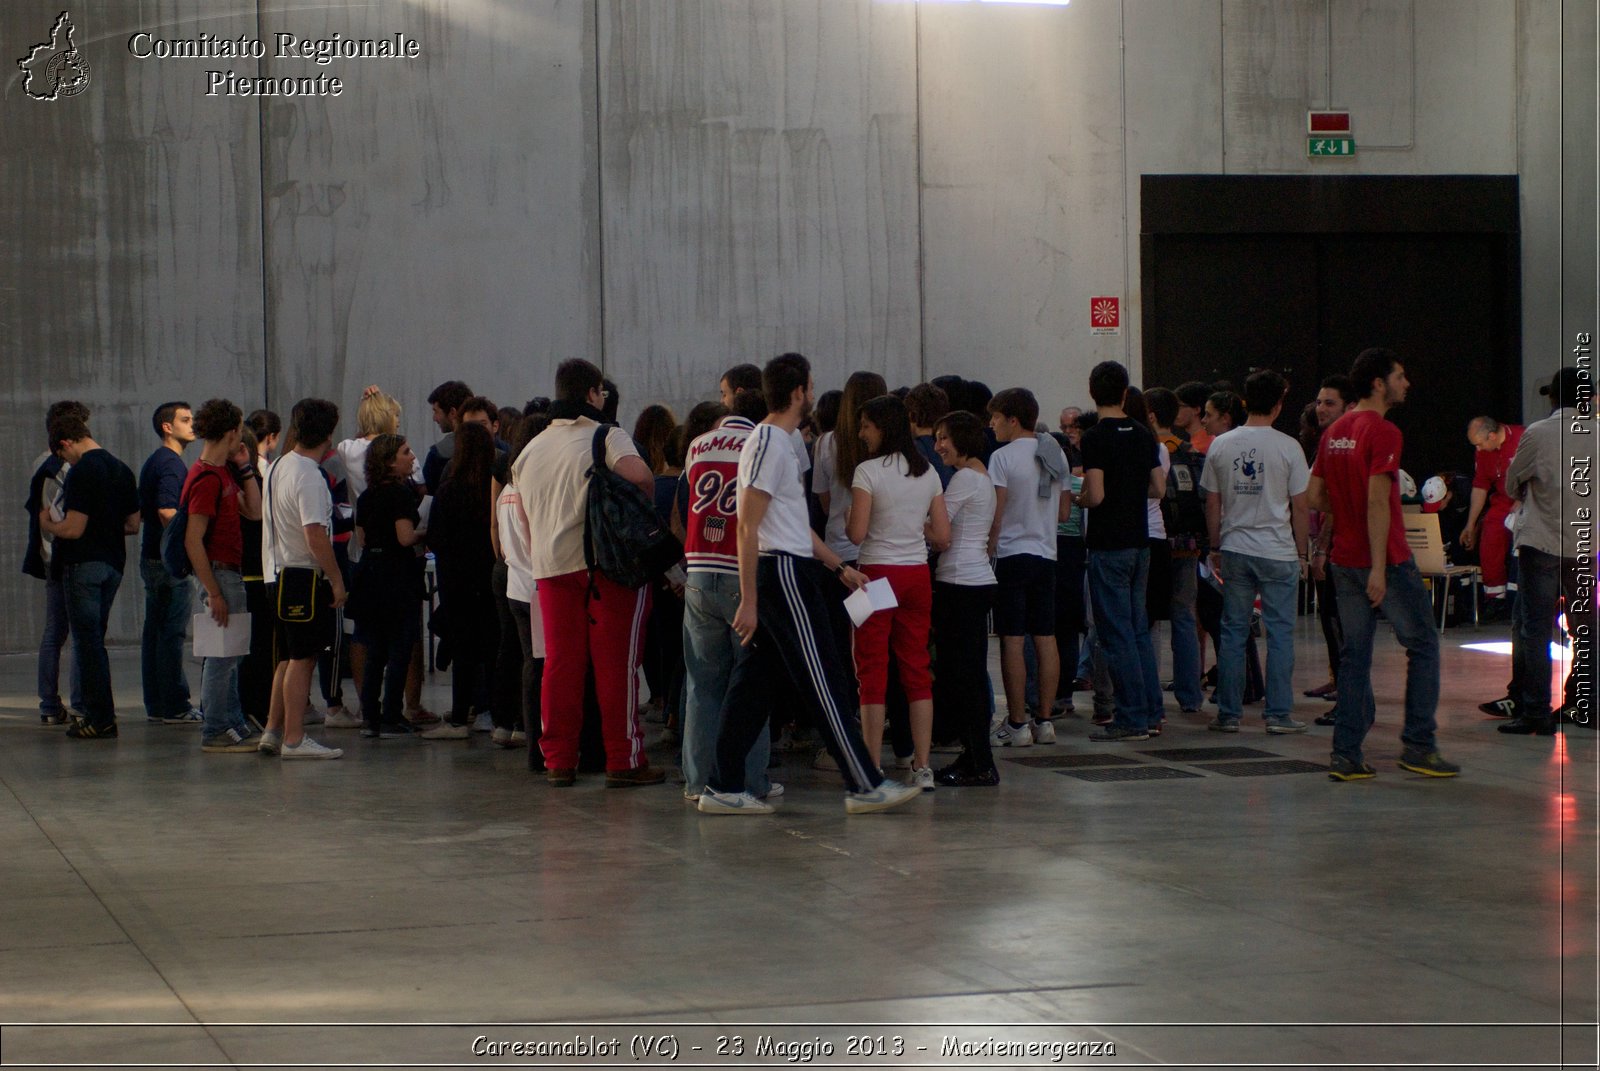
[{"xmin": 23, "ymin": 348, "xmax": 1592, "ymax": 808}]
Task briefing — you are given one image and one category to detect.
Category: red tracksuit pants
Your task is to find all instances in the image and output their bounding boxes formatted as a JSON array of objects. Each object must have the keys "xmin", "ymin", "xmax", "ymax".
[
  {"xmin": 1480, "ymin": 499, "xmax": 1514, "ymax": 593},
  {"xmin": 536, "ymin": 570, "xmax": 651, "ymax": 772}
]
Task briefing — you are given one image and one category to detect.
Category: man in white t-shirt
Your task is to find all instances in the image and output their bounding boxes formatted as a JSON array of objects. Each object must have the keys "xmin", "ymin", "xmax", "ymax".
[
  {"xmin": 260, "ymin": 398, "xmax": 347, "ymax": 759},
  {"xmin": 698, "ymin": 353, "xmax": 921, "ymax": 816},
  {"xmin": 513, "ymin": 358, "xmax": 665, "ymax": 788},
  {"xmin": 1200, "ymin": 370, "xmax": 1310, "ymax": 734},
  {"xmin": 985, "ymin": 387, "xmax": 1069, "ymax": 748}
]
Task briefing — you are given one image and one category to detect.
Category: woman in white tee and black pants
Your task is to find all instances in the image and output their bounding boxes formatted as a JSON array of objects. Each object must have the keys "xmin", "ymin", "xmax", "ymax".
[{"xmin": 928, "ymin": 412, "xmax": 1001, "ymax": 786}]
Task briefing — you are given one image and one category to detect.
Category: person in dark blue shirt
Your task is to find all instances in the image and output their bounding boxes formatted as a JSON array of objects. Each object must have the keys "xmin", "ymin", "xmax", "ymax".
[{"xmin": 137, "ymin": 401, "xmax": 199, "ymax": 724}]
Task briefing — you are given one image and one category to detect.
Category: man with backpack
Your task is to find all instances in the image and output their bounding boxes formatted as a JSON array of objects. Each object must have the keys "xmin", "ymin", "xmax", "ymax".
[
  {"xmin": 512, "ymin": 358, "xmax": 666, "ymax": 788},
  {"xmin": 181, "ymin": 399, "xmax": 264, "ymax": 753}
]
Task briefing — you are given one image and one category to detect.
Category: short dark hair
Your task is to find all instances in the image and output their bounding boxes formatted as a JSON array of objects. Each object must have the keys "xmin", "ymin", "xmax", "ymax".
[
  {"xmin": 1175, "ymin": 381, "xmax": 1211, "ymax": 409},
  {"xmin": 1144, "ymin": 387, "xmax": 1179, "ymax": 429},
  {"xmin": 814, "ymin": 389, "xmax": 841, "ymax": 432},
  {"xmin": 427, "ymin": 380, "xmax": 473, "ymax": 413},
  {"xmin": 722, "ymin": 363, "xmax": 763, "ymax": 394},
  {"xmin": 664, "ymin": 425, "xmax": 689, "ymax": 471},
  {"xmin": 988, "ymin": 387, "xmax": 1041, "ymax": 429},
  {"xmin": 554, "ymin": 359, "xmax": 603, "ymax": 405},
  {"xmin": 193, "ymin": 398, "xmax": 243, "ymax": 442},
  {"xmin": 600, "ymin": 378, "xmax": 620, "ymax": 423},
  {"xmin": 1320, "ymin": 374, "xmax": 1357, "ymax": 406},
  {"xmin": 1243, "ymin": 370, "xmax": 1288, "ymax": 415},
  {"xmin": 523, "ymin": 397, "xmax": 552, "ymax": 416},
  {"xmin": 47, "ymin": 400, "xmax": 90, "ymax": 447},
  {"xmin": 934, "ymin": 410, "xmax": 986, "ymax": 461},
  {"xmin": 47, "ymin": 410, "xmax": 91, "ymax": 447},
  {"xmin": 905, "ymin": 384, "xmax": 950, "ymax": 429},
  {"xmin": 763, "ymin": 352, "xmax": 811, "ymax": 414},
  {"xmin": 684, "ymin": 401, "xmax": 731, "ymax": 444},
  {"xmin": 730, "ymin": 390, "xmax": 768, "ymax": 422},
  {"xmin": 459, "ymin": 395, "xmax": 496, "ymax": 421},
  {"xmin": 1123, "ymin": 386, "xmax": 1149, "ymax": 426},
  {"xmin": 1349, "ymin": 347, "xmax": 1400, "ymax": 400},
  {"xmin": 152, "ymin": 401, "xmax": 190, "ymax": 438},
  {"xmin": 1088, "ymin": 362, "xmax": 1131, "ymax": 408},
  {"xmin": 965, "ymin": 380, "xmax": 993, "ymax": 419},
  {"xmin": 288, "ymin": 398, "xmax": 340, "ymax": 450},
  {"xmin": 1207, "ymin": 390, "xmax": 1246, "ymax": 429},
  {"xmin": 247, "ymin": 409, "xmax": 281, "ymax": 440}
]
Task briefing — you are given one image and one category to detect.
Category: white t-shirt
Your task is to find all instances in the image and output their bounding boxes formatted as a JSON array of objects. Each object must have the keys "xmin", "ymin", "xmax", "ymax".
[
  {"xmin": 852, "ymin": 455, "xmax": 943, "ymax": 566},
  {"xmin": 790, "ymin": 428, "xmax": 812, "ymax": 484},
  {"xmin": 512, "ymin": 417, "xmax": 640, "ymax": 580},
  {"xmin": 1146, "ymin": 442, "xmax": 1171, "ymax": 541},
  {"xmin": 811, "ymin": 431, "xmax": 856, "ymax": 562},
  {"xmin": 495, "ymin": 481, "xmax": 544, "ymax": 657},
  {"xmin": 1200, "ymin": 425, "xmax": 1310, "ymax": 562},
  {"xmin": 337, "ymin": 436, "xmax": 424, "ymax": 561},
  {"xmin": 988, "ymin": 437, "xmax": 1060, "ymax": 560},
  {"xmin": 262, "ymin": 451, "xmax": 332, "ymax": 582},
  {"xmin": 741, "ymin": 423, "xmax": 813, "ymax": 557},
  {"xmin": 937, "ymin": 467, "xmax": 997, "ymax": 586}
]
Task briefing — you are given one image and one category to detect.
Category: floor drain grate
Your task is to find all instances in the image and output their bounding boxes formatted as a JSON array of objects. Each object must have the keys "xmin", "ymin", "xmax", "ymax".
[
  {"xmin": 1138, "ymin": 746, "xmax": 1278, "ymax": 761},
  {"xmin": 1193, "ymin": 760, "xmax": 1328, "ymax": 777},
  {"xmin": 1005, "ymin": 753, "xmax": 1143, "ymax": 768},
  {"xmin": 1061, "ymin": 766, "xmax": 1205, "ymax": 782}
]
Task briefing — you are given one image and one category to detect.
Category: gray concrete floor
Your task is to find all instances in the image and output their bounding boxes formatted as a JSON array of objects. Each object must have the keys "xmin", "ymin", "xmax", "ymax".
[{"xmin": 1, "ymin": 616, "xmax": 1595, "ymax": 1069}]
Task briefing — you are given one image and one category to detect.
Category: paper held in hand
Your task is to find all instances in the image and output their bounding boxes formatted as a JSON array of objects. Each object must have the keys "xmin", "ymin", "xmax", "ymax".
[
  {"xmin": 193, "ymin": 612, "xmax": 251, "ymax": 658},
  {"xmin": 843, "ymin": 577, "xmax": 899, "ymax": 627}
]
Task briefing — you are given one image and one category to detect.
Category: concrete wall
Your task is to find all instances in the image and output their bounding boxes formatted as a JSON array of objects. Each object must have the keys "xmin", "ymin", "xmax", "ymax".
[{"xmin": 1, "ymin": 0, "xmax": 1589, "ymax": 655}]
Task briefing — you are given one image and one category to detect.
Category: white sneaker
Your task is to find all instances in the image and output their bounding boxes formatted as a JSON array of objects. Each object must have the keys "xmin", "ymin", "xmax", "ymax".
[
  {"xmin": 510, "ymin": 730, "xmax": 527, "ymax": 746},
  {"xmin": 989, "ymin": 720, "xmax": 1034, "ymax": 748},
  {"xmin": 472, "ymin": 711, "xmax": 494, "ymax": 733},
  {"xmin": 491, "ymin": 726, "xmax": 513, "ymax": 747},
  {"xmin": 845, "ymin": 780, "xmax": 922, "ymax": 814},
  {"xmin": 761, "ymin": 782, "xmax": 785, "ymax": 800},
  {"xmin": 258, "ymin": 730, "xmax": 282, "ymax": 756},
  {"xmin": 323, "ymin": 707, "xmax": 363, "ymax": 729},
  {"xmin": 698, "ymin": 788, "xmax": 775, "ymax": 815},
  {"xmin": 301, "ymin": 707, "xmax": 326, "ymax": 726},
  {"xmin": 909, "ymin": 766, "xmax": 935, "ymax": 791},
  {"xmin": 281, "ymin": 737, "xmax": 343, "ymax": 760},
  {"xmin": 1030, "ymin": 718, "xmax": 1057, "ymax": 745},
  {"xmin": 421, "ymin": 722, "xmax": 470, "ymax": 740},
  {"xmin": 812, "ymin": 749, "xmax": 839, "ymax": 771}
]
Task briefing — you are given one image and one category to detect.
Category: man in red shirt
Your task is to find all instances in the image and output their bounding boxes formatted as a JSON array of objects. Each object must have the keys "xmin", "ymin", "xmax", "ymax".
[
  {"xmin": 1308, "ymin": 348, "xmax": 1461, "ymax": 781},
  {"xmin": 1462, "ymin": 416, "xmax": 1525, "ymax": 601}
]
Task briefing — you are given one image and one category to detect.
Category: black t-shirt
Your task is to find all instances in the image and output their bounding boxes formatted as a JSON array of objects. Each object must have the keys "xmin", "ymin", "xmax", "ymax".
[
  {"xmin": 1079, "ymin": 417, "xmax": 1157, "ymax": 551},
  {"xmin": 57, "ymin": 449, "xmax": 140, "ymax": 573},
  {"xmin": 356, "ymin": 481, "xmax": 421, "ymax": 554}
]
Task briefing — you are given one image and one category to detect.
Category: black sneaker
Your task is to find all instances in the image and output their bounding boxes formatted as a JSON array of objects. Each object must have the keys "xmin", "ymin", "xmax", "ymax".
[
  {"xmin": 362, "ymin": 722, "xmax": 416, "ymax": 739},
  {"xmin": 66, "ymin": 721, "xmax": 118, "ymax": 740},
  {"xmin": 1089, "ymin": 725, "xmax": 1150, "ymax": 742},
  {"xmin": 1497, "ymin": 717, "xmax": 1557, "ymax": 737},
  {"xmin": 1398, "ymin": 750, "xmax": 1461, "ymax": 777},
  {"xmin": 1559, "ymin": 704, "xmax": 1594, "ymax": 729},
  {"xmin": 1314, "ymin": 712, "xmax": 1338, "ymax": 726},
  {"xmin": 1478, "ymin": 695, "xmax": 1518, "ymax": 719},
  {"xmin": 1327, "ymin": 754, "xmax": 1376, "ymax": 781},
  {"xmin": 40, "ymin": 711, "xmax": 68, "ymax": 727},
  {"xmin": 934, "ymin": 757, "xmax": 1000, "ymax": 787}
]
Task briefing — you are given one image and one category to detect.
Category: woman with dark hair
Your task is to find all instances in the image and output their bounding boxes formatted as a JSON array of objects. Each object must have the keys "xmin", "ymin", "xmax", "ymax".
[
  {"xmin": 353, "ymin": 433, "xmax": 426, "ymax": 738},
  {"xmin": 930, "ymin": 411, "xmax": 1000, "ymax": 786},
  {"xmin": 493, "ymin": 415, "xmax": 549, "ymax": 765},
  {"xmin": 421, "ymin": 421, "xmax": 498, "ymax": 738},
  {"xmin": 237, "ymin": 426, "xmax": 275, "ymax": 725},
  {"xmin": 1125, "ymin": 386, "xmax": 1173, "ymax": 734},
  {"xmin": 846, "ymin": 394, "xmax": 950, "ymax": 788},
  {"xmin": 633, "ymin": 404, "xmax": 678, "ymax": 475},
  {"xmin": 814, "ymin": 390, "xmax": 842, "ymax": 435}
]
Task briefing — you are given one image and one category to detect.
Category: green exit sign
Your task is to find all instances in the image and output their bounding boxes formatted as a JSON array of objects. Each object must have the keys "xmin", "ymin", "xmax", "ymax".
[{"xmin": 1308, "ymin": 137, "xmax": 1356, "ymax": 157}]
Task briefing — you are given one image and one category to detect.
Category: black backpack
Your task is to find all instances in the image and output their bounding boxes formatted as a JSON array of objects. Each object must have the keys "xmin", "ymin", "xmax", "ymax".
[
  {"xmin": 583, "ymin": 426, "xmax": 684, "ymax": 589},
  {"xmin": 1164, "ymin": 442, "xmax": 1208, "ymax": 551}
]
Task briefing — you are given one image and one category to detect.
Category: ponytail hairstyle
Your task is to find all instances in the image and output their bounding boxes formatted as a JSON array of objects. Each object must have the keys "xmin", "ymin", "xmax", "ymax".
[{"xmin": 859, "ymin": 393, "xmax": 928, "ymax": 479}]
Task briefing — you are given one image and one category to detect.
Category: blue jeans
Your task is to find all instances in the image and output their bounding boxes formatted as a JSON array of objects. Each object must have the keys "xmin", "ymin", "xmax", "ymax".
[
  {"xmin": 1087, "ymin": 547, "xmax": 1162, "ymax": 730},
  {"xmin": 1218, "ymin": 551, "xmax": 1299, "ymax": 721},
  {"xmin": 1168, "ymin": 555, "xmax": 1204, "ymax": 710},
  {"xmin": 198, "ymin": 570, "xmax": 252, "ymax": 742},
  {"xmin": 682, "ymin": 571, "xmax": 768, "ymax": 796},
  {"xmin": 64, "ymin": 561, "xmax": 122, "ymax": 729},
  {"xmin": 140, "ymin": 558, "xmax": 192, "ymax": 718},
  {"xmin": 38, "ymin": 575, "xmax": 83, "ymax": 715},
  {"xmin": 1331, "ymin": 560, "xmax": 1440, "ymax": 761}
]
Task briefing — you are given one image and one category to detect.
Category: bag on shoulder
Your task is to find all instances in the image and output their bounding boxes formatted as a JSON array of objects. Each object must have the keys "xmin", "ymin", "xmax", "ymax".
[
  {"xmin": 1164, "ymin": 442, "xmax": 1208, "ymax": 552},
  {"xmin": 275, "ymin": 566, "xmax": 319, "ymax": 624},
  {"xmin": 160, "ymin": 468, "xmax": 225, "ymax": 581},
  {"xmin": 583, "ymin": 426, "xmax": 684, "ymax": 590}
]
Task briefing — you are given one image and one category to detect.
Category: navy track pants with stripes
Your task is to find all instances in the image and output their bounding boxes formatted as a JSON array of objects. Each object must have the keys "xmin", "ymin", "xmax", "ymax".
[{"xmin": 710, "ymin": 554, "xmax": 885, "ymax": 795}]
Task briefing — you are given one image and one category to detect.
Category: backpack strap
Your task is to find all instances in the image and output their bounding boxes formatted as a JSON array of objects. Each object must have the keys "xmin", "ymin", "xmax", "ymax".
[{"xmin": 582, "ymin": 425, "xmax": 608, "ymax": 589}]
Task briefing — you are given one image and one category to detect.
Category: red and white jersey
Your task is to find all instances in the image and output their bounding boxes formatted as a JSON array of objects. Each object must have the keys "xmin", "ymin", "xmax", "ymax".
[{"xmin": 683, "ymin": 416, "xmax": 756, "ymax": 575}]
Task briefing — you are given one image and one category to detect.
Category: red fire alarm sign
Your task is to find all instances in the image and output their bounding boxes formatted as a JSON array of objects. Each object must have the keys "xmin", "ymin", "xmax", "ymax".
[{"xmin": 1090, "ymin": 296, "xmax": 1120, "ymax": 335}]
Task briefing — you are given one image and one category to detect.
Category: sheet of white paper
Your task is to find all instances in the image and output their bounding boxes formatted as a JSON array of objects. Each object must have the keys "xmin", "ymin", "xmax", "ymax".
[
  {"xmin": 843, "ymin": 577, "xmax": 899, "ymax": 627},
  {"xmin": 193, "ymin": 612, "xmax": 251, "ymax": 658},
  {"xmin": 416, "ymin": 495, "xmax": 434, "ymax": 535}
]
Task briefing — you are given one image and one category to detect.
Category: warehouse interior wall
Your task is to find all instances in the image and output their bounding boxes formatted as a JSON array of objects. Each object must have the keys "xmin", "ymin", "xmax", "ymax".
[{"xmin": 2, "ymin": 0, "xmax": 1593, "ymax": 654}]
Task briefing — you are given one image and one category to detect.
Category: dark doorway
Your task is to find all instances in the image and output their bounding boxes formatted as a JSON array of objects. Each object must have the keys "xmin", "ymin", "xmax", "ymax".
[{"xmin": 1141, "ymin": 176, "xmax": 1521, "ymax": 485}]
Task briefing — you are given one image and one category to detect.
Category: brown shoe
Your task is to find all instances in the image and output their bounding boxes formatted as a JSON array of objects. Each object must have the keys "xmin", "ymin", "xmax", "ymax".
[
  {"xmin": 605, "ymin": 764, "xmax": 667, "ymax": 788},
  {"xmin": 546, "ymin": 767, "xmax": 577, "ymax": 787}
]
